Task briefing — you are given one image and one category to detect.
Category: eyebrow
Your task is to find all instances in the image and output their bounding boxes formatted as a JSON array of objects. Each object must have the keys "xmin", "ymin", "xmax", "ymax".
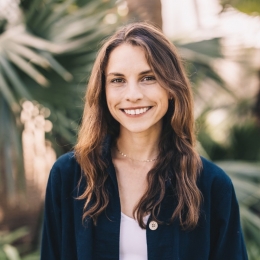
[{"xmin": 106, "ymin": 70, "xmax": 153, "ymax": 77}]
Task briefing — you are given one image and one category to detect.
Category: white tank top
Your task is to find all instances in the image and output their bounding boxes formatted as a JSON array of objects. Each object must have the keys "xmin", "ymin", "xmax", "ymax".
[{"xmin": 120, "ymin": 212, "xmax": 149, "ymax": 260}]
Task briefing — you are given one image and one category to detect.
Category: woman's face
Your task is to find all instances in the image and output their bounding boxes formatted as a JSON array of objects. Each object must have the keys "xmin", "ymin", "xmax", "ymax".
[{"xmin": 105, "ymin": 44, "xmax": 169, "ymax": 136}]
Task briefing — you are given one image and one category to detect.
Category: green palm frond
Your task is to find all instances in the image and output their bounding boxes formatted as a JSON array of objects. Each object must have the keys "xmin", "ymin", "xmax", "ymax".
[{"xmin": 0, "ymin": 0, "xmax": 118, "ymax": 201}]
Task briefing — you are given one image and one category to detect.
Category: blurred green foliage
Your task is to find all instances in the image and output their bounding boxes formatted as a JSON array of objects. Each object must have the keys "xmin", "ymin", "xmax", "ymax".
[
  {"xmin": 0, "ymin": 0, "xmax": 118, "ymax": 202},
  {"xmin": 220, "ymin": 0, "xmax": 260, "ymax": 14},
  {"xmin": 0, "ymin": 227, "xmax": 28, "ymax": 260}
]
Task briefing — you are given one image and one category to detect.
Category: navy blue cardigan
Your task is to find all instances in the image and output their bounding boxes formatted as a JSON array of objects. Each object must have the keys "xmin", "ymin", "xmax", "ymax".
[{"xmin": 41, "ymin": 145, "xmax": 248, "ymax": 259}]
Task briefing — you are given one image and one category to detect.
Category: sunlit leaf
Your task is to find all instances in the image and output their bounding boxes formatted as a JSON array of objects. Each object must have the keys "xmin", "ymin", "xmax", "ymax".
[
  {"xmin": 6, "ymin": 51, "xmax": 49, "ymax": 86},
  {"xmin": 3, "ymin": 244, "xmax": 21, "ymax": 260},
  {"xmin": 40, "ymin": 52, "xmax": 73, "ymax": 81}
]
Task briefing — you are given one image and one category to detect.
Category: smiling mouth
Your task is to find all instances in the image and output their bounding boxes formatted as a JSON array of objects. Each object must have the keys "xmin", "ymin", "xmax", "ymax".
[{"xmin": 121, "ymin": 106, "xmax": 152, "ymax": 115}]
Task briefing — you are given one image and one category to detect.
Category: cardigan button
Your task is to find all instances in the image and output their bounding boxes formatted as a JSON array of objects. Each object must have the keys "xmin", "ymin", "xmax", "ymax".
[{"xmin": 149, "ymin": 221, "xmax": 158, "ymax": 230}]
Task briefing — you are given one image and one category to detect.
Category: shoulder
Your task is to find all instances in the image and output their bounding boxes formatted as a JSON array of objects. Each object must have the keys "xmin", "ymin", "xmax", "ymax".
[
  {"xmin": 198, "ymin": 157, "xmax": 240, "ymax": 221},
  {"xmin": 51, "ymin": 151, "xmax": 79, "ymax": 171},
  {"xmin": 48, "ymin": 151, "xmax": 82, "ymax": 187},
  {"xmin": 199, "ymin": 157, "xmax": 233, "ymax": 197}
]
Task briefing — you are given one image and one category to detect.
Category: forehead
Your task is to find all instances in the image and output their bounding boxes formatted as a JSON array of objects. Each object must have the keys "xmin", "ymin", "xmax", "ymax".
[{"xmin": 105, "ymin": 44, "xmax": 151, "ymax": 74}]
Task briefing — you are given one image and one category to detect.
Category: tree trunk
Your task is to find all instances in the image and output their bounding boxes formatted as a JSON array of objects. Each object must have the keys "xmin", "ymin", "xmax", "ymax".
[{"xmin": 126, "ymin": 0, "xmax": 162, "ymax": 29}]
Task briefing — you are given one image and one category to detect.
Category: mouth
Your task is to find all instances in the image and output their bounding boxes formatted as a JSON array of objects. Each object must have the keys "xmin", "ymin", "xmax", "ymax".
[{"xmin": 121, "ymin": 106, "xmax": 152, "ymax": 115}]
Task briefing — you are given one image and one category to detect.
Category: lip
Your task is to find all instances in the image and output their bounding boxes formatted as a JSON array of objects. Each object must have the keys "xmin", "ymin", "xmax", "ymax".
[{"xmin": 120, "ymin": 106, "xmax": 152, "ymax": 110}]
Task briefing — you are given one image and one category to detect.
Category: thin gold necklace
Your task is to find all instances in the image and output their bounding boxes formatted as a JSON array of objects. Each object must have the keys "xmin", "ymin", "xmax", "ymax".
[{"xmin": 115, "ymin": 145, "xmax": 158, "ymax": 162}]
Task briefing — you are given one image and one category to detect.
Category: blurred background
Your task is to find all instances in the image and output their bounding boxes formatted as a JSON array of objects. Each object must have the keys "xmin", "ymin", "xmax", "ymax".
[{"xmin": 0, "ymin": 0, "xmax": 259, "ymax": 259}]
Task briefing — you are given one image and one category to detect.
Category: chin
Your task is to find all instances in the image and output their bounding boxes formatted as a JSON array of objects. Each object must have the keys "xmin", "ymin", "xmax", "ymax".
[
  {"xmin": 123, "ymin": 127, "xmax": 148, "ymax": 134},
  {"xmin": 120, "ymin": 122, "xmax": 160, "ymax": 135}
]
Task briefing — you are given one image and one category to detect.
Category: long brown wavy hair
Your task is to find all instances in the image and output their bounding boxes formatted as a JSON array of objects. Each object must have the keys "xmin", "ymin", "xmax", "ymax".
[{"xmin": 74, "ymin": 22, "xmax": 202, "ymax": 230}]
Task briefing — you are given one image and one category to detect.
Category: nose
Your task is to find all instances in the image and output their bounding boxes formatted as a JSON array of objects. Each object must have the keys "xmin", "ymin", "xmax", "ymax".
[{"xmin": 125, "ymin": 80, "xmax": 143, "ymax": 102}]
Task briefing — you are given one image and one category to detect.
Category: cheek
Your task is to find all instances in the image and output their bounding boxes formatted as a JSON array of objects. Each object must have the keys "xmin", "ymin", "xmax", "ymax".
[
  {"xmin": 159, "ymin": 91, "xmax": 170, "ymax": 112},
  {"xmin": 105, "ymin": 88, "xmax": 112, "ymax": 107},
  {"xmin": 105, "ymin": 89, "xmax": 118, "ymax": 116},
  {"xmin": 161, "ymin": 102, "xmax": 169, "ymax": 117}
]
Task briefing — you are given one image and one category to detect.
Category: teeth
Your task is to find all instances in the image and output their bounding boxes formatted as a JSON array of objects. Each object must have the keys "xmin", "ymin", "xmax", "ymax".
[{"xmin": 124, "ymin": 107, "xmax": 150, "ymax": 115}]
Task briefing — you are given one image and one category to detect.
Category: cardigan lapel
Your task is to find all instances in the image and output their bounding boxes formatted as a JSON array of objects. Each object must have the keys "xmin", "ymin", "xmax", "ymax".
[{"xmin": 91, "ymin": 135, "xmax": 121, "ymax": 259}]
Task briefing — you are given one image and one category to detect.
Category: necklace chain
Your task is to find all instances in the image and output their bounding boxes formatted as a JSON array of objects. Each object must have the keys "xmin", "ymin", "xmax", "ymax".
[{"xmin": 116, "ymin": 146, "xmax": 158, "ymax": 162}]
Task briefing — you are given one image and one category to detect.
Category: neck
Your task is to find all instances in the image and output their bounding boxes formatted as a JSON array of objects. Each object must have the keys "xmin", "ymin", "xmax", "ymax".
[{"xmin": 115, "ymin": 127, "xmax": 161, "ymax": 162}]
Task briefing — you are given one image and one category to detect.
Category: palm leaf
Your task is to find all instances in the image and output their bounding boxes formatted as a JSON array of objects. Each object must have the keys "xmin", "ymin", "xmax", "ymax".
[{"xmin": 0, "ymin": 0, "xmax": 118, "ymax": 202}]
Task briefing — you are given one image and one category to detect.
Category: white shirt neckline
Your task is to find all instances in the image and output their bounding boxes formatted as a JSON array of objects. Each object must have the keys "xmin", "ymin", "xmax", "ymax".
[{"xmin": 119, "ymin": 212, "xmax": 150, "ymax": 260}]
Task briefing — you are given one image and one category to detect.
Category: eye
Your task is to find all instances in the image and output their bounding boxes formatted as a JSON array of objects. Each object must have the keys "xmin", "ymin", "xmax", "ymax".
[
  {"xmin": 111, "ymin": 78, "xmax": 124, "ymax": 83},
  {"xmin": 142, "ymin": 76, "xmax": 156, "ymax": 82}
]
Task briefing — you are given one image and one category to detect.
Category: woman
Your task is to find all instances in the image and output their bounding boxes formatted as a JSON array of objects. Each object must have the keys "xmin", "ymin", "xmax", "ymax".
[{"xmin": 41, "ymin": 23, "xmax": 248, "ymax": 260}]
